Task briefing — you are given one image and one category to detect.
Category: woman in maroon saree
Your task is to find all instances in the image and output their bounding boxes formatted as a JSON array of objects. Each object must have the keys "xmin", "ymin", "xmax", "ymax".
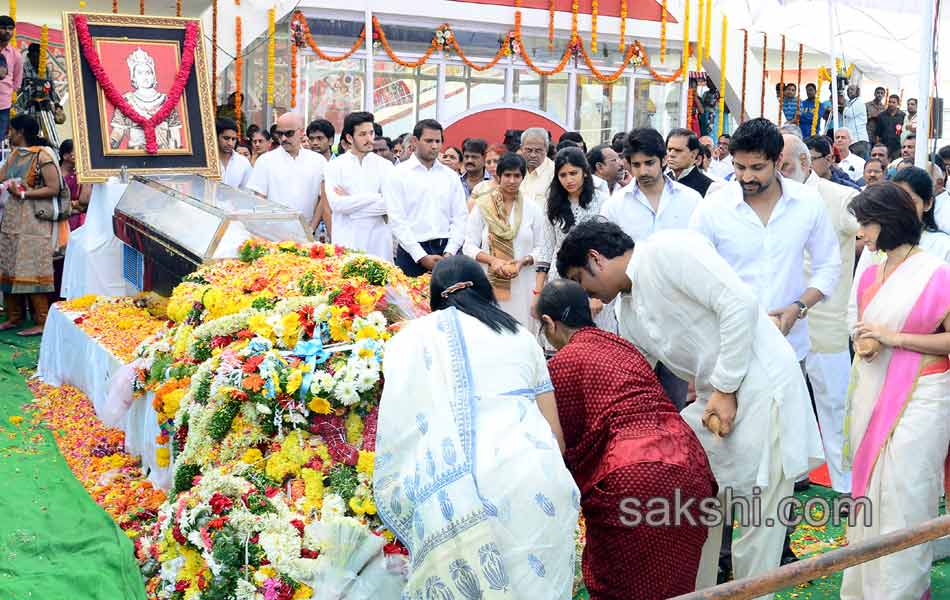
[{"xmin": 538, "ymin": 279, "xmax": 717, "ymax": 599}]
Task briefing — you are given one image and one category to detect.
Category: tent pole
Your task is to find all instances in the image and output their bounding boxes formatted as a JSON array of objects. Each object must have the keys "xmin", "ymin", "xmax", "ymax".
[
  {"xmin": 915, "ymin": 0, "xmax": 936, "ymax": 167},
  {"xmin": 827, "ymin": 0, "xmax": 839, "ymax": 133}
]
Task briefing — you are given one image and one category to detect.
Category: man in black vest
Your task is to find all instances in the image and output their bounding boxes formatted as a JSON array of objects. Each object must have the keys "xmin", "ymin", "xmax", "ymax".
[{"xmin": 665, "ymin": 128, "xmax": 713, "ymax": 197}]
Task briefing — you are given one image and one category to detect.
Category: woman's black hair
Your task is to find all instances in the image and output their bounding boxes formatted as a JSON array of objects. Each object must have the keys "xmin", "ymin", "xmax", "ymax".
[
  {"xmin": 429, "ymin": 255, "xmax": 520, "ymax": 334},
  {"xmin": 547, "ymin": 147, "xmax": 594, "ymax": 233},
  {"xmin": 556, "ymin": 217, "xmax": 635, "ymax": 278},
  {"xmin": 848, "ymin": 182, "xmax": 923, "ymax": 251},
  {"xmin": 10, "ymin": 114, "xmax": 42, "ymax": 146},
  {"xmin": 496, "ymin": 152, "xmax": 526, "ymax": 177},
  {"xmin": 58, "ymin": 139, "xmax": 74, "ymax": 164},
  {"xmin": 891, "ymin": 166, "xmax": 939, "ymax": 232},
  {"xmin": 536, "ymin": 279, "xmax": 595, "ymax": 329}
]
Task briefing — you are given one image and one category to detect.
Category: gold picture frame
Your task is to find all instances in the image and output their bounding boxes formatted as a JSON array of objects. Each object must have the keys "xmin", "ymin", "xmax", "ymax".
[{"xmin": 62, "ymin": 12, "xmax": 220, "ymax": 182}]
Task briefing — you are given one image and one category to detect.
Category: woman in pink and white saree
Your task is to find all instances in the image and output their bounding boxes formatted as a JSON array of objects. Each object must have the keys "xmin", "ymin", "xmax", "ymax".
[
  {"xmin": 373, "ymin": 256, "xmax": 579, "ymax": 599},
  {"xmin": 843, "ymin": 183, "xmax": 950, "ymax": 600}
]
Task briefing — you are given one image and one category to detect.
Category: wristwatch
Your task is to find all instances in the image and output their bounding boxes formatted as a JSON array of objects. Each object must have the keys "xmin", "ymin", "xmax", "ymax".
[{"xmin": 794, "ymin": 300, "xmax": 809, "ymax": 319}]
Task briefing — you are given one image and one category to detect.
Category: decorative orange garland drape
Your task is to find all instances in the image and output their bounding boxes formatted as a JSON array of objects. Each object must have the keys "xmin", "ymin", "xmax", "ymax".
[
  {"xmin": 235, "ymin": 15, "xmax": 242, "ymax": 126},
  {"xmin": 795, "ymin": 43, "xmax": 803, "ymax": 122},
  {"xmin": 591, "ymin": 0, "xmax": 598, "ymax": 53},
  {"xmin": 760, "ymin": 32, "xmax": 767, "ymax": 117},
  {"xmin": 176, "ymin": 0, "xmax": 181, "ymax": 17},
  {"xmin": 211, "ymin": 0, "xmax": 217, "ymax": 103},
  {"xmin": 139, "ymin": 0, "xmax": 144, "ymax": 15},
  {"xmin": 778, "ymin": 34, "xmax": 785, "ymax": 124},
  {"xmin": 112, "ymin": 0, "xmax": 118, "ymax": 13},
  {"xmin": 293, "ymin": 12, "xmax": 366, "ymax": 62},
  {"xmin": 290, "ymin": 38, "xmax": 297, "ymax": 108},
  {"xmin": 619, "ymin": 0, "xmax": 626, "ymax": 52},
  {"xmin": 660, "ymin": 0, "xmax": 667, "ymax": 62},
  {"xmin": 740, "ymin": 29, "xmax": 748, "ymax": 123},
  {"xmin": 548, "ymin": 0, "xmax": 555, "ymax": 50}
]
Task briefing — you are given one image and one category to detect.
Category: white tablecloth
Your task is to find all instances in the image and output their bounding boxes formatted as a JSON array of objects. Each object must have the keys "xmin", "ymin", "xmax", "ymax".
[
  {"xmin": 61, "ymin": 182, "xmax": 129, "ymax": 299},
  {"xmin": 36, "ymin": 303, "xmax": 172, "ymax": 489}
]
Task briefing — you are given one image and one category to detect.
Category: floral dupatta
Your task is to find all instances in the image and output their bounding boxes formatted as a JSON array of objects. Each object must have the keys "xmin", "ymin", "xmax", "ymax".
[
  {"xmin": 373, "ymin": 308, "xmax": 515, "ymax": 597},
  {"xmin": 845, "ymin": 251, "xmax": 950, "ymax": 501},
  {"xmin": 474, "ymin": 189, "xmax": 523, "ymax": 301}
]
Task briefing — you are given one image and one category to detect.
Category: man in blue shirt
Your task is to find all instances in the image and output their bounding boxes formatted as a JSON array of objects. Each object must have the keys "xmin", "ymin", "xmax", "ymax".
[
  {"xmin": 782, "ymin": 83, "xmax": 800, "ymax": 125},
  {"xmin": 798, "ymin": 83, "xmax": 830, "ymax": 139}
]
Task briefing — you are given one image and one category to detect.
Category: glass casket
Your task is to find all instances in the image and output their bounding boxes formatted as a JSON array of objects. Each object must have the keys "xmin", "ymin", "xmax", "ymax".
[{"xmin": 113, "ymin": 174, "xmax": 313, "ymax": 295}]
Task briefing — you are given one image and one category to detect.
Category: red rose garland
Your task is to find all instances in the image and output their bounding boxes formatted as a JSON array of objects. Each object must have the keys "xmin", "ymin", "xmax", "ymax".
[{"xmin": 73, "ymin": 14, "xmax": 199, "ymax": 155}]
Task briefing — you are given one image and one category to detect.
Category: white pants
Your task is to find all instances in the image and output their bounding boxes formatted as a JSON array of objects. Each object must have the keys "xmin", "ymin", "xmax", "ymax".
[
  {"xmin": 805, "ymin": 350, "xmax": 853, "ymax": 493},
  {"xmin": 695, "ymin": 403, "xmax": 794, "ymax": 600}
]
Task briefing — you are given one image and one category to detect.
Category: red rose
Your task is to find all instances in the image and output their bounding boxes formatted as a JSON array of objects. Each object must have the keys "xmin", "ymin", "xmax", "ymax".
[
  {"xmin": 300, "ymin": 548, "xmax": 320, "ymax": 559},
  {"xmin": 175, "ymin": 580, "xmax": 189, "ymax": 592},
  {"xmin": 290, "ymin": 519, "xmax": 305, "ymax": 537},
  {"xmin": 209, "ymin": 492, "xmax": 233, "ymax": 515}
]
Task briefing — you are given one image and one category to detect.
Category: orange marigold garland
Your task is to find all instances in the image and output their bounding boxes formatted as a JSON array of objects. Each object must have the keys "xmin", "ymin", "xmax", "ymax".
[
  {"xmin": 591, "ymin": 0, "xmax": 598, "ymax": 53},
  {"xmin": 290, "ymin": 34, "xmax": 297, "ymax": 108},
  {"xmin": 570, "ymin": 0, "xmax": 579, "ymax": 45},
  {"xmin": 235, "ymin": 15, "xmax": 242, "ymax": 127},
  {"xmin": 660, "ymin": 0, "xmax": 667, "ymax": 62},
  {"xmin": 740, "ymin": 29, "xmax": 748, "ymax": 123},
  {"xmin": 373, "ymin": 16, "xmax": 438, "ymax": 69},
  {"xmin": 760, "ymin": 32, "xmax": 767, "ymax": 118},
  {"xmin": 636, "ymin": 40, "xmax": 683, "ymax": 83},
  {"xmin": 176, "ymin": 0, "xmax": 181, "ymax": 17},
  {"xmin": 548, "ymin": 0, "xmax": 555, "ymax": 50},
  {"xmin": 697, "ymin": 0, "xmax": 704, "ymax": 72},
  {"xmin": 139, "ymin": 0, "xmax": 144, "ymax": 15},
  {"xmin": 112, "ymin": 0, "xmax": 118, "ymax": 13},
  {"xmin": 266, "ymin": 7, "xmax": 275, "ymax": 104},
  {"xmin": 795, "ymin": 43, "xmax": 803, "ymax": 122},
  {"xmin": 778, "ymin": 34, "xmax": 785, "ymax": 124},
  {"xmin": 681, "ymin": 0, "xmax": 690, "ymax": 79},
  {"xmin": 211, "ymin": 0, "xmax": 217, "ymax": 103},
  {"xmin": 619, "ymin": 0, "xmax": 627, "ymax": 52},
  {"xmin": 293, "ymin": 11, "xmax": 366, "ymax": 63}
]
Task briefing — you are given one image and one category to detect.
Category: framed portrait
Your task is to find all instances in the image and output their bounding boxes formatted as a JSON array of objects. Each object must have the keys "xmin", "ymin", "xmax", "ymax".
[{"xmin": 62, "ymin": 13, "xmax": 219, "ymax": 182}]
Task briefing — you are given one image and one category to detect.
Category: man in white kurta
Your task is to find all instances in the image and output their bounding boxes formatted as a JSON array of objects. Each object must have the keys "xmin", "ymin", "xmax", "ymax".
[
  {"xmin": 780, "ymin": 133, "xmax": 859, "ymax": 494},
  {"xmin": 217, "ymin": 118, "xmax": 251, "ymax": 189},
  {"xmin": 323, "ymin": 112, "xmax": 393, "ymax": 262},
  {"xmin": 555, "ymin": 221, "xmax": 824, "ymax": 598},
  {"xmin": 384, "ymin": 119, "xmax": 469, "ymax": 277},
  {"xmin": 246, "ymin": 112, "xmax": 326, "ymax": 227}
]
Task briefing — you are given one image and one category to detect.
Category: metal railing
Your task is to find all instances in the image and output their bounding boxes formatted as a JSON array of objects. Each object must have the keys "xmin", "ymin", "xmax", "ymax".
[{"xmin": 671, "ymin": 514, "xmax": 950, "ymax": 599}]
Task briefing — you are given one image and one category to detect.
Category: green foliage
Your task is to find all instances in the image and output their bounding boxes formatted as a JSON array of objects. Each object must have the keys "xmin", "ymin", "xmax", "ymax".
[
  {"xmin": 341, "ymin": 257, "xmax": 390, "ymax": 287},
  {"xmin": 326, "ymin": 464, "xmax": 359, "ymax": 503},
  {"xmin": 194, "ymin": 372, "xmax": 213, "ymax": 405},
  {"xmin": 191, "ymin": 338, "xmax": 212, "ymax": 363},
  {"xmin": 208, "ymin": 400, "xmax": 241, "ymax": 441},
  {"xmin": 251, "ymin": 296, "xmax": 278, "ymax": 311},
  {"xmin": 298, "ymin": 272, "xmax": 323, "ymax": 297},
  {"xmin": 239, "ymin": 242, "xmax": 268, "ymax": 263},
  {"xmin": 149, "ymin": 355, "xmax": 173, "ymax": 384},
  {"xmin": 173, "ymin": 463, "xmax": 201, "ymax": 495}
]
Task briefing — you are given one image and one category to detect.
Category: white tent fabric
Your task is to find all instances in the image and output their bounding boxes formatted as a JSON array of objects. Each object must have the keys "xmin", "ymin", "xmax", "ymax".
[{"xmin": 714, "ymin": 0, "xmax": 939, "ymax": 89}]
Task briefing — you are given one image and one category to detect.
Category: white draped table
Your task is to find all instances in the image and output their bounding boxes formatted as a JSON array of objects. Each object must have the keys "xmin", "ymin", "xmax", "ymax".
[{"xmin": 36, "ymin": 303, "xmax": 172, "ymax": 490}]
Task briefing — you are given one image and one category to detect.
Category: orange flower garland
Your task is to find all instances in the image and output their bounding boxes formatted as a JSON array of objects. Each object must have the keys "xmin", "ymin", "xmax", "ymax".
[
  {"xmin": 778, "ymin": 34, "xmax": 785, "ymax": 124},
  {"xmin": 591, "ymin": 0, "xmax": 598, "ymax": 53},
  {"xmin": 795, "ymin": 43, "xmax": 803, "ymax": 122},
  {"xmin": 579, "ymin": 38, "xmax": 638, "ymax": 84},
  {"xmin": 740, "ymin": 29, "xmax": 748, "ymax": 123},
  {"xmin": 139, "ymin": 0, "xmax": 144, "ymax": 15},
  {"xmin": 176, "ymin": 0, "xmax": 181, "ymax": 17},
  {"xmin": 760, "ymin": 32, "xmax": 767, "ymax": 118},
  {"xmin": 266, "ymin": 7, "xmax": 275, "ymax": 105},
  {"xmin": 681, "ymin": 0, "xmax": 690, "ymax": 79},
  {"xmin": 292, "ymin": 12, "xmax": 366, "ymax": 63},
  {"xmin": 449, "ymin": 34, "xmax": 507, "ymax": 72},
  {"xmin": 235, "ymin": 15, "xmax": 242, "ymax": 127},
  {"xmin": 660, "ymin": 0, "xmax": 667, "ymax": 62},
  {"xmin": 290, "ymin": 35, "xmax": 297, "ymax": 108},
  {"xmin": 636, "ymin": 40, "xmax": 685, "ymax": 83},
  {"xmin": 570, "ymin": 0, "xmax": 579, "ymax": 45},
  {"xmin": 548, "ymin": 0, "xmax": 555, "ymax": 50},
  {"xmin": 373, "ymin": 16, "xmax": 438, "ymax": 68},
  {"xmin": 619, "ymin": 0, "xmax": 626, "ymax": 52},
  {"xmin": 112, "ymin": 0, "xmax": 118, "ymax": 13}
]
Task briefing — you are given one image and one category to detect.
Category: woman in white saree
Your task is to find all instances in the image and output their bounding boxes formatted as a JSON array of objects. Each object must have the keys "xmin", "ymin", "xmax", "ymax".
[
  {"xmin": 842, "ymin": 182, "xmax": 950, "ymax": 600},
  {"xmin": 373, "ymin": 255, "xmax": 580, "ymax": 599}
]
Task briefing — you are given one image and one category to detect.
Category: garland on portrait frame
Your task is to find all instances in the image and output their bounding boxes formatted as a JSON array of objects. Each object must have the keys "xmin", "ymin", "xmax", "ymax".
[{"xmin": 72, "ymin": 14, "xmax": 198, "ymax": 155}]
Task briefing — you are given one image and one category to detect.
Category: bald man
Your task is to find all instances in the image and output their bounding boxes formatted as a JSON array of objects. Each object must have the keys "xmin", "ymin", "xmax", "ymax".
[
  {"xmin": 833, "ymin": 128, "xmax": 865, "ymax": 183},
  {"xmin": 247, "ymin": 111, "xmax": 327, "ymax": 227}
]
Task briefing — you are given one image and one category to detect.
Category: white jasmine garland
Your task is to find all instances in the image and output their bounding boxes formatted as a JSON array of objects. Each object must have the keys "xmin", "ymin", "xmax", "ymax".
[{"xmin": 321, "ymin": 493, "xmax": 346, "ymax": 520}]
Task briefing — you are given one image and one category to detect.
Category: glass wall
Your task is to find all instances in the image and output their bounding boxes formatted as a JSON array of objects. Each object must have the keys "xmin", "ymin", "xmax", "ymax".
[
  {"xmin": 634, "ymin": 78, "xmax": 682, "ymax": 134},
  {"xmin": 300, "ymin": 56, "xmax": 365, "ymax": 135},
  {"xmin": 575, "ymin": 75, "xmax": 627, "ymax": 147}
]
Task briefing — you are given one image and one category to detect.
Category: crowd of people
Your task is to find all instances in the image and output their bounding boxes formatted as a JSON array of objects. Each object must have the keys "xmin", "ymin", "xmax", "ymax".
[{"xmin": 208, "ymin": 99, "xmax": 950, "ymax": 598}]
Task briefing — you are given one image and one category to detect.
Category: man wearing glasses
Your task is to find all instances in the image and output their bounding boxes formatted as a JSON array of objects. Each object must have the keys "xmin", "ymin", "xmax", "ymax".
[
  {"xmin": 247, "ymin": 111, "xmax": 326, "ymax": 230},
  {"xmin": 0, "ymin": 16, "xmax": 22, "ymax": 143},
  {"xmin": 804, "ymin": 135, "xmax": 860, "ymax": 191},
  {"xmin": 518, "ymin": 127, "xmax": 555, "ymax": 208}
]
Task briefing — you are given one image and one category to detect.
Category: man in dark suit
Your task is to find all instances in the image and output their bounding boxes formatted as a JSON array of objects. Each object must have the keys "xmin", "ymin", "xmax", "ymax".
[{"xmin": 665, "ymin": 128, "xmax": 713, "ymax": 197}]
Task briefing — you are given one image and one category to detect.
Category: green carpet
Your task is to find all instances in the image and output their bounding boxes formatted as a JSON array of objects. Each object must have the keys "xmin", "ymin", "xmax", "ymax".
[{"xmin": 0, "ymin": 320, "xmax": 146, "ymax": 600}]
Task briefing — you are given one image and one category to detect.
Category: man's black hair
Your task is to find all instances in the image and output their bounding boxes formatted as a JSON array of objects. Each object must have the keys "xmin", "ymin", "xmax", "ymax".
[
  {"xmin": 413, "ymin": 119, "xmax": 443, "ymax": 140},
  {"xmin": 215, "ymin": 117, "xmax": 239, "ymax": 137},
  {"xmin": 666, "ymin": 127, "xmax": 701, "ymax": 152},
  {"xmin": 729, "ymin": 118, "xmax": 784, "ymax": 162},
  {"xmin": 556, "ymin": 218, "xmax": 634, "ymax": 278},
  {"xmin": 623, "ymin": 128, "xmax": 666, "ymax": 160}
]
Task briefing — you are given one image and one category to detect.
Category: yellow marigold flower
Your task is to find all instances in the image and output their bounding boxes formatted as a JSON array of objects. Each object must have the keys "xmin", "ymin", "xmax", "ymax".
[
  {"xmin": 155, "ymin": 447, "xmax": 171, "ymax": 467},
  {"xmin": 278, "ymin": 240, "xmax": 297, "ymax": 251},
  {"xmin": 8, "ymin": 415, "xmax": 23, "ymax": 426},
  {"xmin": 281, "ymin": 312, "xmax": 301, "ymax": 347},
  {"xmin": 307, "ymin": 396, "xmax": 332, "ymax": 415},
  {"xmin": 202, "ymin": 287, "xmax": 227, "ymax": 319},
  {"xmin": 241, "ymin": 448, "xmax": 263, "ymax": 465},
  {"xmin": 345, "ymin": 412, "xmax": 364, "ymax": 445},
  {"xmin": 356, "ymin": 450, "xmax": 375, "ymax": 477},
  {"xmin": 355, "ymin": 325, "xmax": 379, "ymax": 341},
  {"xmin": 293, "ymin": 584, "xmax": 314, "ymax": 599},
  {"xmin": 314, "ymin": 444, "xmax": 330, "ymax": 462},
  {"xmin": 173, "ymin": 325, "xmax": 194, "ymax": 358},
  {"xmin": 301, "ymin": 467, "xmax": 324, "ymax": 513},
  {"xmin": 247, "ymin": 314, "xmax": 274, "ymax": 341},
  {"xmin": 161, "ymin": 388, "xmax": 186, "ymax": 416}
]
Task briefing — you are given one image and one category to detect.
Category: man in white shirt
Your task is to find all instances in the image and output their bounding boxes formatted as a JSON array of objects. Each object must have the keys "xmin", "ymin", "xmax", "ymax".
[
  {"xmin": 601, "ymin": 127, "xmax": 701, "ymax": 410},
  {"xmin": 384, "ymin": 118, "xmax": 468, "ymax": 277},
  {"xmin": 322, "ymin": 111, "xmax": 393, "ymax": 262},
  {"xmin": 555, "ymin": 220, "xmax": 824, "ymax": 597},
  {"xmin": 842, "ymin": 84, "xmax": 869, "ymax": 146},
  {"xmin": 586, "ymin": 144, "xmax": 621, "ymax": 195},
  {"xmin": 519, "ymin": 127, "xmax": 555, "ymax": 208},
  {"xmin": 779, "ymin": 133, "xmax": 858, "ymax": 496},
  {"xmin": 708, "ymin": 133, "xmax": 734, "ymax": 179},
  {"xmin": 247, "ymin": 112, "xmax": 326, "ymax": 228},
  {"xmin": 691, "ymin": 118, "xmax": 841, "ymax": 365},
  {"xmin": 833, "ymin": 128, "xmax": 865, "ymax": 183},
  {"xmin": 216, "ymin": 117, "xmax": 251, "ymax": 189}
]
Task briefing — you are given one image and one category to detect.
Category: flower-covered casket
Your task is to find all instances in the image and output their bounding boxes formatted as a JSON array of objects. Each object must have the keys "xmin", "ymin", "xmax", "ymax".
[
  {"xmin": 113, "ymin": 175, "xmax": 313, "ymax": 296},
  {"xmin": 130, "ymin": 240, "xmax": 430, "ymax": 599}
]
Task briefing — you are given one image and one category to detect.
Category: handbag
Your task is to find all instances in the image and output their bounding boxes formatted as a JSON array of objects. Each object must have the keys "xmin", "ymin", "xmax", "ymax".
[{"xmin": 25, "ymin": 147, "xmax": 70, "ymax": 222}]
